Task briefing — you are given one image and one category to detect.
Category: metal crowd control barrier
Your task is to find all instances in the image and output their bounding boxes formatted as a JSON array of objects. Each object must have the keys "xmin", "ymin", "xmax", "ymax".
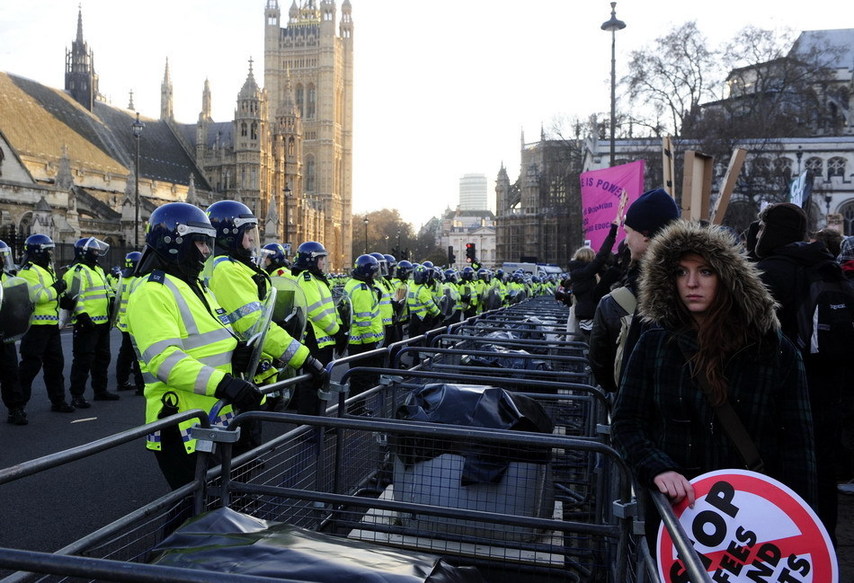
[{"xmin": 0, "ymin": 296, "xmax": 715, "ymax": 583}]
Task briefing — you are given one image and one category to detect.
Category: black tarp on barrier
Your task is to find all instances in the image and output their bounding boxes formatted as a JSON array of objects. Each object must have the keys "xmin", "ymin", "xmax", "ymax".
[
  {"xmin": 461, "ymin": 343, "xmax": 552, "ymax": 371},
  {"xmin": 394, "ymin": 384, "xmax": 554, "ymax": 485},
  {"xmin": 152, "ymin": 507, "xmax": 485, "ymax": 582}
]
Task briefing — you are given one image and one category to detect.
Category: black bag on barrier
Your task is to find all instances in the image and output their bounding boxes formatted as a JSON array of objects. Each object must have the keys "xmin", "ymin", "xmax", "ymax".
[
  {"xmin": 152, "ymin": 507, "xmax": 485, "ymax": 582},
  {"xmin": 461, "ymin": 343, "xmax": 552, "ymax": 371},
  {"xmin": 394, "ymin": 384, "xmax": 553, "ymax": 484}
]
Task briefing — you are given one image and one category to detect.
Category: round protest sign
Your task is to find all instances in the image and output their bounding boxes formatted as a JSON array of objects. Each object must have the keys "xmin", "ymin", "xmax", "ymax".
[{"xmin": 657, "ymin": 469, "xmax": 837, "ymax": 583}]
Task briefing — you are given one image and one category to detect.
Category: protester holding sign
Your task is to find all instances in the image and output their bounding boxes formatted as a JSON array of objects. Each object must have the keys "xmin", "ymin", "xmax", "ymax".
[{"xmin": 611, "ymin": 221, "xmax": 817, "ymax": 549}]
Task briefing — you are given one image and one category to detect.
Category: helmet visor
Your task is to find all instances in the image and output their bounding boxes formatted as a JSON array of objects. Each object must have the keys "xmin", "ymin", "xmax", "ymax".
[
  {"xmin": 177, "ymin": 222, "xmax": 216, "ymax": 260},
  {"xmin": 239, "ymin": 224, "xmax": 262, "ymax": 267},
  {"xmin": 83, "ymin": 237, "xmax": 110, "ymax": 257},
  {"xmin": 0, "ymin": 247, "xmax": 14, "ymax": 273}
]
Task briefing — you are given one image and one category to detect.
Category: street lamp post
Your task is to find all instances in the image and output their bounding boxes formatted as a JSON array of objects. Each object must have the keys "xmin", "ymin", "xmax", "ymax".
[
  {"xmin": 601, "ymin": 2, "xmax": 625, "ymax": 167},
  {"xmin": 283, "ymin": 185, "xmax": 292, "ymax": 256},
  {"xmin": 132, "ymin": 112, "xmax": 145, "ymax": 248},
  {"xmin": 363, "ymin": 216, "xmax": 369, "ymax": 254}
]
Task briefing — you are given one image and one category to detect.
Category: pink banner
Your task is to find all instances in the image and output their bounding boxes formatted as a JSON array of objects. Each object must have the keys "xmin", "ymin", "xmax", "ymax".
[{"xmin": 579, "ymin": 160, "xmax": 646, "ymax": 250}]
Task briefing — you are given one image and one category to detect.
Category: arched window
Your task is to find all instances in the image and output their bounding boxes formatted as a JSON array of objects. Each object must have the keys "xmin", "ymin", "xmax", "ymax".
[
  {"xmin": 840, "ymin": 200, "xmax": 854, "ymax": 236},
  {"xmin": 288, "ymin": 136, "xmax": 295, "ymax": 157},
  {"xmin": 827, "ymin": 157, "xmax": 846, "ymax": 180},
  {"xmin": 250, "ymin": 122, "xmax": 258, "ymax": 140},
  {"xmin": 240, "ymin": 122, "xmax": 247, "ymax": 137},
  {"xmin": 806, "ymin": 156, "xmax": 823, "ymax": 176},
  {"xmin": 307, "ymin": 84, "xmax": 316, "ymax": 119},
  {"xmin": 751, "ymin": 156, "xmax": 771, "ymax": 175},
  {"xmin": 295, "ymin": 84, "xmax": 304, "ymax": 117},
  {"xmin": 774, "ymin": 157, "xmax": 793, "ymax": 182},
  {"xmin": 305, "ymin": 155, "xmax": 315, "ymax": 192}
]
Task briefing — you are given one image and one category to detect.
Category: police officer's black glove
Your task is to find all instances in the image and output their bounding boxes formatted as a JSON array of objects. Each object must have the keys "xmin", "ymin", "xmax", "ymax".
[
  {"xmin": 303, "ymin": 356, "xmax": 328, "ymax": 390},
  {"xmin": 58, "ymin": 294, "xmax": 75, "ymax": 311},
  {"xmin": 333, "ymin": 327, "xmax": 349, "ymax": 353},
  {"xmin": 51, "ymin": 279, "xmax": 68, "ymax": 294},
  {"xmin": 231, "ymin": 341, "xmax": 253, "ymax": 375},
  {"xmin": 76, "ymin": 312, "xmax": 95, "ymax": 330},
  {"xmin": 215, "ymin": 374, "xmax": 263, "ymax": 411}
]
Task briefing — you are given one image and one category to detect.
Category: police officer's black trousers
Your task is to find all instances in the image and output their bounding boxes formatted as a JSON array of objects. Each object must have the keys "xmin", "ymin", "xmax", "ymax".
[
  {"xmin": 116, "ymin": 331, "xmax": 144, "ymax": 388},
  {"xmin": 69, "ymin": 322, "xmax": 111, "ymax": 398},
  {"xmin": 1, "ymin": 342, "xmax": 26, "ymax": 410},
  {"xmin": 18, "ymin": 324, "xmax": 66, "ymax": 405}
]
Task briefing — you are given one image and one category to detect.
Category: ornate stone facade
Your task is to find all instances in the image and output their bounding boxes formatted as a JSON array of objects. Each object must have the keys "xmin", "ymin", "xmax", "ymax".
[{"xmin": 0, "ymin": 1, "xmax": 354, "ymax": 270}]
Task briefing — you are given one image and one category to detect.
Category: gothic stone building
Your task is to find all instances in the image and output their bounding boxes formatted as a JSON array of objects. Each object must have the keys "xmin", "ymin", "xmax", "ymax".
[{"xmin": 0, "ymin": 1, "xmax": 354, "ymax": 269}]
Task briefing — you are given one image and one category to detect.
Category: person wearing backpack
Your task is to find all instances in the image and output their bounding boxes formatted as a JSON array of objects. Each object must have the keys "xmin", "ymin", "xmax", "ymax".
[
  {"xmin": 588, "ymin": 188, "xmax": 680, "ymax": 393},
  {"xmin": 755, "ymin": 202, "xmax": 853, "ymax": 545}
]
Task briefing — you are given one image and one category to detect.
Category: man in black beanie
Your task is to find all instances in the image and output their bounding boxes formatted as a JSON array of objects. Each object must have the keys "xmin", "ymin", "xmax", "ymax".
[
  {"xmin": 589, "ymin": 188, "xmax": 680, "ymax": 393},
  {"xmin": 755, "ymin": 202, "xmax": 843, "ymax": 544}
]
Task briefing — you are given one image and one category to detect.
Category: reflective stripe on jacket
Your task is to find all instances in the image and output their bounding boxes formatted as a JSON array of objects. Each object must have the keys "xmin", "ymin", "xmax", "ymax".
[
  {"xmin": 374, "ymin": 277, "xmax": 394, "ymax": 325},
  {"xmin": 127, "ymin": 271, "xmax": 237, "ymax": 454},
  {"xmin": 18, "ymin": 263, "xmax": 60, "ymax": 325},
  {"xmin": 208, "ymin": 256, "xmax": 309, "ymax": 369},
  {"xmin": 63, "ymin": 263, "xmax": 111, "ymax": 324},
  {"xmin": 407, "ymin": 284, "xmax": 440, "ymax": 320},
  {"xmin": 343, "ymin": 278, "xmax": 384, "ymax": 345},
  {"xmin": 296, "ymin": 270, "xmax": 340, "ymax": 349}
]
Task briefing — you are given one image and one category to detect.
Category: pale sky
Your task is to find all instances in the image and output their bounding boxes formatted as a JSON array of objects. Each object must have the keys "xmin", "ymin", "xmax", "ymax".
[{"xmin": 0, "ymin": 1, "xmax": 849, "ymax": 228}]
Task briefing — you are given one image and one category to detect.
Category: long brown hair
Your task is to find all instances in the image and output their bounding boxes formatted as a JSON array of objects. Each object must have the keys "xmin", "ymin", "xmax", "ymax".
[{"xmin": 673, "ymin": 258, "xmax": 761, "ymax": 405}]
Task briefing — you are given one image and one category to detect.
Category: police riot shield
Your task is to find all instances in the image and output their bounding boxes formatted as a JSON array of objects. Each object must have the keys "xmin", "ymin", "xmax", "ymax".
[
  {"xmin": 438, "ymin": 288, "xmax": 455, "ymax": 318},
  {"xmin": 269, "ymin": 276, "xmax": 308, "ymax": 342},
  {"xmin": 0, "ymin": 276, "xmax": 34, "ymax": 342},
  {"xmin": 336, "ymin": 292, "xmax": 353, "ymax": 333},
  {"xmin": 244, "ymin": 286, "xmax": 277, "ymax": 382},
  {"xmin": 393, "ymin": 283, "xmax": 408, "ymax": 323},
  {"xmin": 484, "ymin": 286, "xmax": 503, "ymax": 311},
  {"xmin": 109, "ymin": 275, "xmax": 123, "ymax": 328},
  {"xmin": 59, "ymin": 269, "xmax": 81, "ymax": 329}
]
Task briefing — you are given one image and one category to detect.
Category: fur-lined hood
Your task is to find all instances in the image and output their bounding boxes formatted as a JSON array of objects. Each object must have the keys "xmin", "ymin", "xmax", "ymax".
[{"xmin": 638, "ymin": 221, "xmax": 779, "ymax": 333}]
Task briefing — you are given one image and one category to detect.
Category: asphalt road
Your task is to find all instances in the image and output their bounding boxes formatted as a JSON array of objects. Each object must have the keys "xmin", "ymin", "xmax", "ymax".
[{"xmin": 0, "ymin": 327, "xmax": 170, "ymax": 554}]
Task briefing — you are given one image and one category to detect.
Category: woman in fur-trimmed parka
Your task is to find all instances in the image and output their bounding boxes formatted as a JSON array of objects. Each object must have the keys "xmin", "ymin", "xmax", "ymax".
[{"xmin": 611, "ymin": 221, "xmax": 817, "ymax": 521}]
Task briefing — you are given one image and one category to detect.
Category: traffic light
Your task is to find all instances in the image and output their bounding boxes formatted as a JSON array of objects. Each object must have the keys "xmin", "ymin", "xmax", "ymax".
[
  {"xmin": 465, "ymin": 242, "xmax": 476, "ymax": 262},
  {"xmin": 447, "ymin": 245, "xmax": 456, "ymax": 265}
]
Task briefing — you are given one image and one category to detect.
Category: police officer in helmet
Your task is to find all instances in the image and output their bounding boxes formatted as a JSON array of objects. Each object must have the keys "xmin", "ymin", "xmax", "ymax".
[
  {"xmin": 1, "ymin": 240, "xmax": 29, "ymax": 424},
  {"xmin": 261, "ymin": 242, "xmax": 291, "ymax": 277},
  {"xmin": 291, "ymin": 240, "xmax": 346, "ymax": 414},
  {"xmin": 17, "ymin": 234, "xmax": 75, "ymax": 414},
  {"xmin": 205, "ymin": 202, "xmax": 325, "ymax": 406},
  {"xmin": 115, "ymin": 251, "xmax": 144, "ymax": 394},
  {"xmin": 63, "ymin": 236, "xmax": 119, "ymax": 407},
  {"xmin": 127, "ymin": 202, "xmax": 265, "ymax": 489}
]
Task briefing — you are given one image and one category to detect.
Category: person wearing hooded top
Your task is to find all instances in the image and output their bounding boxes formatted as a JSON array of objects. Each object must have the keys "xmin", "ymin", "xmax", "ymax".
[
  {"xmin": 754, "ymin": 202, "xmax": 847, "ymax": 543},
  {"xmin": 611, "ymin": 220, "xmax": 817, "ymax": 552},
  {"xmin": 126, "ymin": 202, "xmax": 264, "ymax": 489},
  {"xmin": 589, "ymin": 188, "xmax": 680, "ymax": 393},
  {"xmin": 565, "ymin": 194, "xmax": 626, "ymax": 337}
]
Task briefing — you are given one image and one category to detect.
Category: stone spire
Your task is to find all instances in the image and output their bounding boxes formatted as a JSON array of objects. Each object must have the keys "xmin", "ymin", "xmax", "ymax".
[{"xmin": 161, "ymin": 58, "xmax": 174, "ymax": 121}]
